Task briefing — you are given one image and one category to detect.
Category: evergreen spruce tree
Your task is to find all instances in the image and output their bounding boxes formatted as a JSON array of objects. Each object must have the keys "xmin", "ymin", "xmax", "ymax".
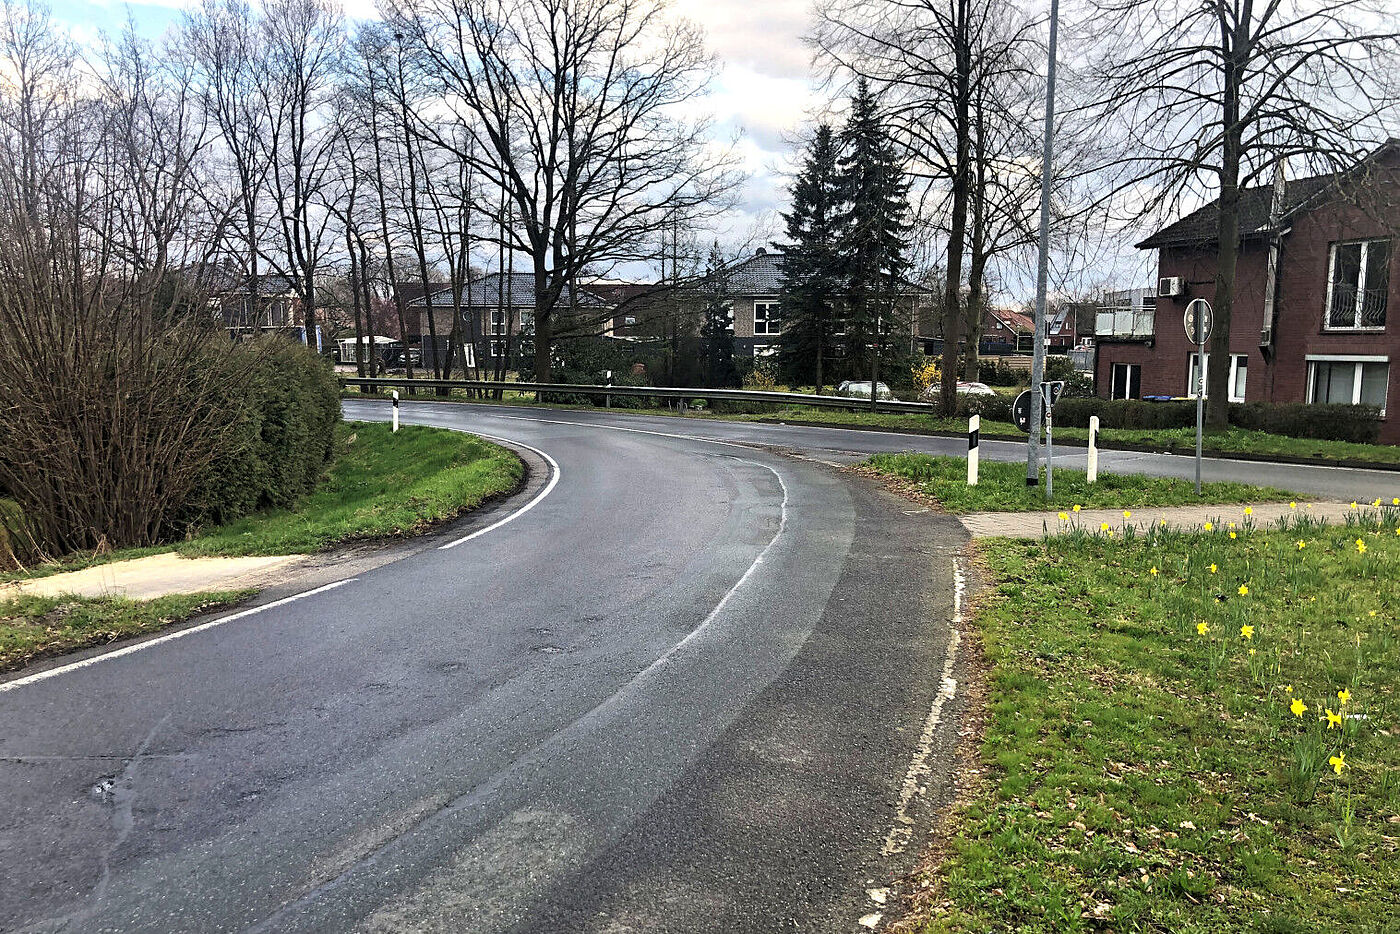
[
  {"xmin": 834, "ymin": 79, "xmax": 912, "ymax": 397},
  {"xmin": 699, "ymin": 245, "xmax": 739, "ymax": 388},
  {"xmin": 776, "ymin": 124, "xmax": 842, "ymax": 391}
]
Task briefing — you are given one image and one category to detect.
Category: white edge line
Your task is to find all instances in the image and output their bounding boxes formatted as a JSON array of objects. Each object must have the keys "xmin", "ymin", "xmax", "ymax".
[
  {"xmin": 0, "ymin": 578, "xmax": 358, "ymax": 693},
  {"xmin": 881, "ymin": 557, "xmax": 964, "ymax": 857},
  {"xmin": 437, "ymin": 432, "xmax": 561, "ymax": 549}
]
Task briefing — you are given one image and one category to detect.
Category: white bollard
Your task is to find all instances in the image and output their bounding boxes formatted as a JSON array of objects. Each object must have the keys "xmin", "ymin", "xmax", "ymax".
[
  {"xmin": 392, "ymin": 390, "xmax": 400, "ymax": 433},
  {"xmin": 968, "ymin": 414, "xmax": 980, "ymax": 486},
  {"xmin": 1087, "ymin": 415, "xmax": 1099, "ymax": 483}
]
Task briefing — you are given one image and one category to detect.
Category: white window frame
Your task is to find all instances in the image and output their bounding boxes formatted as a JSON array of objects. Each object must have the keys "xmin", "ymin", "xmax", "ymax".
[
  {"xmin": 1186, "ymin": 354, "xmax": 1248, "ymax": 403},
  {"xmin": 753, "ymin": 300, "xmax": 782, "ymax": 336},
  {"xmin": 1305, "ymin": 354, "xmax": 1389, "ymax": 414},
  {"xmin": 1324, "ymin": 238, "xmax": 1390, "ymax": 331},
  {"xmin": 489, "ymin": 310, "xmax": 508, "ymax": 335},
  {"xmin": 1109, "ymin": 362, "xmax": 1141, "ymax": 400},
  {"xmin": 489, "ymin": 338, "xmax": 508, "ymax": 358}
]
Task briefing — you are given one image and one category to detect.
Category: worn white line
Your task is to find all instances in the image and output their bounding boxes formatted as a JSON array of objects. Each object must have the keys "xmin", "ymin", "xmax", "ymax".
[
  {"xmin": 0, "ymin": 578, "xmax": 358, "ymax": 693},
  {"xmin": 437, "ymin": 432, "xmax": 561, "ymax": 550},
  {"xmin": 881, "ymin": 558, "xmax": 965, "ymax": 857}
]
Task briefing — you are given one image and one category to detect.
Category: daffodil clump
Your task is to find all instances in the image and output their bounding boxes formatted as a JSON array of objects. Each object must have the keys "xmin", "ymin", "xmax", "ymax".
[{"xmin": 932, "ymin": 500, "xmax": 1400, "ymax": 933}]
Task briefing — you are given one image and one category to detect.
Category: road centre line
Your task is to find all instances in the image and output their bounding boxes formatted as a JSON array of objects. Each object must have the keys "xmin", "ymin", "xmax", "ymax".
[
  {"xmin": 0, "ymin": 578, "xmax": 358, "ymax": 693},
  {"xmin": 881, "ymin": 558, "xmax": 964, "ymax": 857}
]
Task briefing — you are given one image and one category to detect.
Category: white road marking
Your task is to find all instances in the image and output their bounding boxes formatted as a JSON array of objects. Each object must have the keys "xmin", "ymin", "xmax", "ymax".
[
  {"xmin": 881, "ymin": 558, "xmax": 965, "ymax": 857},
  {"xmin": 436, "ymin": 433, "xmax": 561, "ymax": 550},
  {"xmin": 0, "ymin": 579, "xmax": 357, "ymax": 693}
]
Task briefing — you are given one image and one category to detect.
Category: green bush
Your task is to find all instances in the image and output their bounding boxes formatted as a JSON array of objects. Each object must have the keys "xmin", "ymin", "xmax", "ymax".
[
  {"xmin": 958, "ymin": 393, "xmax": 1013, "ymax": 422},
  {"xmin": 1229, "ymin": 402, "xmax": 1382, "ymax": 444},
  {"xmin": 1050, "ymin": 396, "xmax": 1383, "ymax": 444},
  {"xmin": 182, "ymin": 338, "xmax": 341, "ymax": 529}
]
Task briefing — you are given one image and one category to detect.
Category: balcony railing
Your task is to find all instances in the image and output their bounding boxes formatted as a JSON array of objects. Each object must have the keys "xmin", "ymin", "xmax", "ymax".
[
  {"xmin": 1096, "ymin": 308, "xmax": 1155, "ymax": 338},
  {"xmin": 1327, "ymin": 285, "xmax": 1388, "ymax": 330}
]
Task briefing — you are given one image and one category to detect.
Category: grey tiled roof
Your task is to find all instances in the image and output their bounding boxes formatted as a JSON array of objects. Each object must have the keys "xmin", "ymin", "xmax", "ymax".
[
  {"xmin": 1136, "ymin": 174, "xmax": 1334, "ymax": 249},
  {"xmin": 410, "ymin": 273, "xmax": 604, "ymax": 309},
  {"xmin": 716, "ymin": 251, "xmax": 785, "ymax": 295}
]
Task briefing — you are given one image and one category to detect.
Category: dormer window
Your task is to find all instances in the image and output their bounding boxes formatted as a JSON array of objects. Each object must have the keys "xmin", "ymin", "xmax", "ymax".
[{"xmin": 1325, "ymin": 238, "xmax": 1390, "ymax": 330}]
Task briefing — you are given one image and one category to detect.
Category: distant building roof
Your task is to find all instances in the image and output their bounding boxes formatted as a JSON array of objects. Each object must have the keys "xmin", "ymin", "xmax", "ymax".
[
  {"xmin": 1136, "ymin": 138, "xmax": 1400, "ymax": 250},
  {"xmin": 409, "ymin": 272, "xmax": 605, "ymax": 309}
]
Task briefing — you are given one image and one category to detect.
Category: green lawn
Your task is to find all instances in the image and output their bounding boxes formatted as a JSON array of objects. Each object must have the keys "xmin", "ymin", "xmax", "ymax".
[
  {"xmin": 0, "ymin": 422, "xmax": 522, "ymax": 670},
  {"xmin": 0, "ymin": 591, "xmax": 249, "ymax": 672},
  {"xmin": 864, "ymin": 453, "xmax": 1295, "ymax": 513},
  {"xmin": 343, "ymin": 386, "xmax": 1400, "ymax": 467},
  {"xmin": 920, "ymin": 509, "xmax": 1400, "ymax": 933}
]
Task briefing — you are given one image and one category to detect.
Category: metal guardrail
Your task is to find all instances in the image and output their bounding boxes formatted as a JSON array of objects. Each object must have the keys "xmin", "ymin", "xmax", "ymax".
[{"xmin": 339, "ymin": 376, "xmax": 941, "ymax": 415}]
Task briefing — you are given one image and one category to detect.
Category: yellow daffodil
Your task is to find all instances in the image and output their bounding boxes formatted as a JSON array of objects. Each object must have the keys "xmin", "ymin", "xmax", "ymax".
[
  {"xmin": 1209, "ymin": 563, "xmax": 1218, "ymax": 574},
  {"xmin": 1196, "ymin": 621, "xmax": 1210, "ymax": 635},
  {"xmin": 1289, "ymin": 501, "xmax": 1297, "ymax": 509},
  {"xmin": 1284, "ymin": 685, "xmax": 1294, "ymax": 694},
  {"xmin": 1229, "ymin": 531, "xmax": 1237, "ymax": 539},
  {"xmin": 1150, "ymin": 567, "xmax": 1159, "ymax": 577},
  {"xmin": 1248, "ymin": 647, "xmax": 1256, "ymax": 656},
  {"xmin": 1100, "ymin": 522, "xmax": 1110, "ymax": 531},
  {"xmin": 1058, "ymin": 511, "xmax": 1070, "ymax": 521},
  {"xmin": 1244, "ymin": 506, "xmax": 1254, "ymax": 516},
  {"xmin": 1073, "ymin": 504, "xmax": 1081, "ymax": 512},
  {"xmin": 1357, "ymin": 539, "xmax": 1367, "ymax": 554},
  {"xmin": 1369, "ymin": 610, "xmax": 1378, "ymax": 617},
  {"xmin": 1238, "ymin": 584, "xmax": 1249, "ymax": 596},
  {"xmin": 1297, "ymin": 540, "xmax": 1307, "ymax": 550},
  {"xmin": 1159, "ymin": 518, "xmax": 1168, "ymax": 527},
  {"xmin": 1240, "ymin": 624, "xmax": 1254, "ymax": 640},
  {"xmin": 1374, "ymin": 498, "xmax": 1383, "ymax": 508},
  {"xmin": 1291, "ymin": 698, "xmax": 1307, "ymax": 717},
  {"xmin": 1123, "ymin": 510, "xmax": 1132, "ymax": 519},
  {"xmin": 1326, "ymin": 709, "xmax": 1342, "ymax": 729},
  {"xmin": 1393, "ymin": 498, "xmax": 1399, "ymax": 506},
  {"xmin": 1351, "ymin": 501, "xmax": 1359, "ymax": 509},
  {"xmin": 1338, "ymin": 688, "xmax": 1351, "ymax": 706},
  {"xmin": 1106, "ymin": 530, "xmax": 1114, "ymax": 538},
  {"xmin": 1228, "ymin": 521, "xmax": 1236, "ymax": 529},
  {"xmin": 1330, "ymin": 753, "xmax": 1346, "ymax": 775},
  {"xmin": 1204, "ymin": 522, "xmax": 1214, "ymax": 531}
]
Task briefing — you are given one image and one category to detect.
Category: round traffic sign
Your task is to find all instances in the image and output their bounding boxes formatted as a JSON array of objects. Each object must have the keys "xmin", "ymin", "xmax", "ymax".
[
  {"xmin": 1012, "ymin": 389, "xmax": 1032, "ymax": 433},
  {"xmin": 1184, "ymin": 298, "xmax": 1213, "ymax": 345}
]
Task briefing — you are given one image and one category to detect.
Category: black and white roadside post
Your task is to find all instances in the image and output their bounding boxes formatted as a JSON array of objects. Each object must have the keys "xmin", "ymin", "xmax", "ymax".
[
  {"xmin": 968, "ymin": 414, "xmax": 981, "ymax": 485},
  {"xmin": 1087, "ymin": 415, "xmax": 1100, "ymax": 483},
  {"xmin": 1041, "ymin": 380, "xmax": 1065, "ymax": 498},
  {"xmin": 1185, "ymin": 298, "xmax": 1214, "ymax": 496},
  {"xmin": 605, "ymin": 370, "xmax": 613, "ymax": 409},
  {"xmin": 392, "ymin": 389, "xmax": 400, "ymax": 433}
]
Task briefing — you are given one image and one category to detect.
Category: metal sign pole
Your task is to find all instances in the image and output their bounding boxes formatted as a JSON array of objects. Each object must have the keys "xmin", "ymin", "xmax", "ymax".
[
  {"xmin": 1195, "ymin": 339, "xmax": 1205, "ymax": 495},
  {"xmin": 1045, "ymin": 390, "xmax": 1054, "ymax": 499}
]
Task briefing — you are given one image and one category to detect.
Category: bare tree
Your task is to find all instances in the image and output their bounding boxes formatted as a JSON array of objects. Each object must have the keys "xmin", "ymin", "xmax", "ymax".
[
  {"xmin": 815, "ymin": 0, "xmax": 1037, "ymax": 409},
  {"xmin": 391, "ymin": 0, "xmax": 740, "ymax": 381},
  {"xmin": 1084, "ymin": 0, "xmax": 1400, "ymax": 428}
]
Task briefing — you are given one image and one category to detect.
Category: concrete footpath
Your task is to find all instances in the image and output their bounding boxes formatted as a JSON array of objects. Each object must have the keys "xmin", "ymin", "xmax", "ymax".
[
  {"xmin": 2, "ymin": 553, "xmax": 305, "ymax": 600},
  {"xmin": 960, "ymin": 500, "xmax": 1362, "ymax": 539}
]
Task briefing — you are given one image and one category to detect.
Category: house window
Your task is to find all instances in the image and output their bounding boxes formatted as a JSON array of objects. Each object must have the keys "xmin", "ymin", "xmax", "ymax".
[
  {"xmin": 754, "ymin": 301, "xmax": 781, "ymax": 336},
  {"xmin": 1110, "ymin": 363, "xmax": 1141, "ymax": 400},
  {"xmin": 623, "ymin": 316, "xmax": 637, "ymax": 326},
  {"xmin": 489, "ymin": 339, "xmax": 508, "ymax": 358},
  {"xmin": 1325, "ymin": 239, "xmax": 1390, "ymax": 329},
  {"xmin": 490, "ymin": 310, "xmax": 507, "ymax": 334},
  {"xmin": 1187, "ymin": 354, "xmax": 1248, "ymax": 403},
  {"xmin": 1307, "ymin": 357, "xmax": 1389, "ymax": 413}
]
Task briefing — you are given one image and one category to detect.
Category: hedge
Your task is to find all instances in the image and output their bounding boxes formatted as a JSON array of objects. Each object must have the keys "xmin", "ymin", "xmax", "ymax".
[
  {"xmin": 182, "ymin": 338, "xmax": 341, "ymax": 529},
  {"xmin": 1045, "ymin": 398, "xmax": 1382, "ymax": 443}
]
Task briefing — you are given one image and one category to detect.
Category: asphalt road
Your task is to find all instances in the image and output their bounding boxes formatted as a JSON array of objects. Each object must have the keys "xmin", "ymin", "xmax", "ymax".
[
  {"xmin": 393, "ymin": 400, "xmax": 1399, "ymax": 503},
  {"xmin": 1, "ymin": 400, "xmax": 970, "ymax": 933}
]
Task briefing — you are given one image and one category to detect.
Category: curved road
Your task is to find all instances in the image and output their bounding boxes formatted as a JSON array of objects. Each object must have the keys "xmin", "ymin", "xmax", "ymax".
[{"xmin": 1, "ymin": 400, "xmax": 969, "ymax": 933}]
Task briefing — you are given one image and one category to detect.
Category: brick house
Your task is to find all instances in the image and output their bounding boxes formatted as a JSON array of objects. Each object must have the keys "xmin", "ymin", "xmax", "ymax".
[
  {"xmin": 1096, "ymin": 139, "xmax": 1400, "ymax": 442},
  {"xmin": 981, "ymin": 307, "xmax": 1076, "ymax": 354}
]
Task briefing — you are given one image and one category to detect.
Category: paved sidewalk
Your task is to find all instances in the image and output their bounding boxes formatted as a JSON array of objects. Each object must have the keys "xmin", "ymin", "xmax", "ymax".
[
  {"xmin": 961, "ymin": 500, "xmax": 1362, "ymax": 539},
  {"xmin": 2, "ymin": 553, "xmax": 305, "ymax": 600}
]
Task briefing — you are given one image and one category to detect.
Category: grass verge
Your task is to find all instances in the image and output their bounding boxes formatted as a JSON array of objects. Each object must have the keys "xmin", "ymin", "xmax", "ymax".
[
  {"xmin": 4, "ymin": 421, "xmax": 523, "ymax": 582},
  {"xmin": 344, "ymin": 387, "xmax": 1400, "ymax": 467},
  {"xmin": 1, "ymin": 590, "xmax": 250, "ymax": 672},
  {"xmin": 917, "ymin": 509, "xmax": 1400, "ymax": 933},
  {"xmin": 864, "ymin": 453, "xmax": 1295, "ymax": 513}
]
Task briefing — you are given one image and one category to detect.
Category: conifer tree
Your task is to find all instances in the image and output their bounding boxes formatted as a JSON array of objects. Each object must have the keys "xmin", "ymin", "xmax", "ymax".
[
  {"xmin": 699, "ymin": 245, "xmax": 739, "ymax": 388},
  {"xmin": 776, "ymin": 124, "xmax": 842, "ymax": 391},
  {"xmin": 834, "ymin": 79, "xmax": 911, "ymax": 397}
]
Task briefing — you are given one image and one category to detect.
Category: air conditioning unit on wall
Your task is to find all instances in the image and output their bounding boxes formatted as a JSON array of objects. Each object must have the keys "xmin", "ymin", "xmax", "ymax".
[{"xmin": 1158, "ymin": 276, "xmax": 1184, "ymax": 298}]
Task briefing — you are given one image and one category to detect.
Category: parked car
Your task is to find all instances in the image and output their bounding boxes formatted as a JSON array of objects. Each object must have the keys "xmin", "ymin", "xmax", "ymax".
[
  {"xmin": 956, "ymin": 381, "xmax": 996, "ymax": 396},
  {"xmin": 837, "ymin": 380, "xmax": 893, "ymax": 400}
]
